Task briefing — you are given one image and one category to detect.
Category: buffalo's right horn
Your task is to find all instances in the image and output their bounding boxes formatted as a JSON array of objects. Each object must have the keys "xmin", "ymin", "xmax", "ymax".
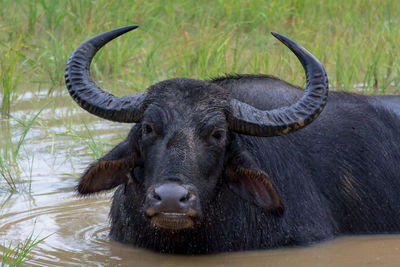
[{"xmin": 65, "ymin": 25, "xmax": 146, "ymax": 123}]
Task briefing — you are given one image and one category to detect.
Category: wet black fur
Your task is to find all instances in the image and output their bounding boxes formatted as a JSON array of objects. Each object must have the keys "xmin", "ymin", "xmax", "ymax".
[{"xmin": 87, "ymin": 75, "xmax": 400, "ymax": 254}]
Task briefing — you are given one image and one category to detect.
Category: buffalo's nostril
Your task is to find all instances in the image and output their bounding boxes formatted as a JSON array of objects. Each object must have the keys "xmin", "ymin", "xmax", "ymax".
[
  {"xmin": 152, "ymin": 191, "xmax": 162, "ymax": 201},
  {"xmin": 179, "ymin": 192, "xmax": 192, "ymax": 203}
]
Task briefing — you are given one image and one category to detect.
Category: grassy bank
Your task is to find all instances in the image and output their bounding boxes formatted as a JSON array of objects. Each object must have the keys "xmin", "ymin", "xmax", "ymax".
[{"xmin": 0, "ymin": 0, "xmax": 399, "ymax": 107}]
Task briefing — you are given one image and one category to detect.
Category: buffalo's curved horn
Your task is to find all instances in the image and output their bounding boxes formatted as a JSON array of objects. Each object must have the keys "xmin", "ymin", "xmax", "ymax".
[
  {"xmin": 65, "ymin": 25, "xmax": 146, "ymax": 123},
  {"xmin": 228, "ymin": 32, "xmax": 328, "ymax": 137}
]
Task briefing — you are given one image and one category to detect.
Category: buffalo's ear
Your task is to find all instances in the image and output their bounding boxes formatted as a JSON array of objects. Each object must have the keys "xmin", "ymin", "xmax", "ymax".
[
  {"xmin": 77, "ymin": 126, "xmax": 142, "ymax": 195},
  {"xmin": 226, "ymin": 165, "xmax": 284, "ymax": 216},
  {"xmin": 77, "ymin": 158, "xmax": 135, "ymax": 194},
  {"xmin": 225, "ymin": 138, "xmax": 284, "ymax": 216}
]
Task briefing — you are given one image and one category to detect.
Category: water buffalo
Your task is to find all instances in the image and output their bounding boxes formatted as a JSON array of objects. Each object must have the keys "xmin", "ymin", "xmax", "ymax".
[{"xmin": 65, "ymin": 26, "xmax": 400, "ymax": 254}]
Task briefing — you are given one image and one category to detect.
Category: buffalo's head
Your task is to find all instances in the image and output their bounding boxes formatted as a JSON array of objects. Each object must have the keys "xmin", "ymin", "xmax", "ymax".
[{"xmin": 65, "ymin": 26, "xmax": 328, "ymax": 231}]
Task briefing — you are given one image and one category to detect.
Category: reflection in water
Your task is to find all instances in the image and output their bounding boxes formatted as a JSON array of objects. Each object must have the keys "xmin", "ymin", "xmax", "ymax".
[{"xmin": 1, "ymin": 98, "xmax": 400, "ymax": 266}]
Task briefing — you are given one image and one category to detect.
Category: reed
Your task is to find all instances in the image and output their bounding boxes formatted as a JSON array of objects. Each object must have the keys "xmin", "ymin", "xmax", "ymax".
[
  {"xmin": 1, "ymin": 231, "xmax": 47, "ymax": 267},
  {"xmin": 0, "ymin": 109, "xmax": 43, "ymax": 192},
  {"xmin": 0, "ymin": 39, "xmax": 22, "ymax": 116},
  {"xmin": 0, "ymin": 0, "xmax": 398, "ymax": 98}
]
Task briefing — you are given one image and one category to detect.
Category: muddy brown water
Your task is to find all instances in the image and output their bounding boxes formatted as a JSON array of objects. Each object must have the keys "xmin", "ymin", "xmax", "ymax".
[{"xmin": 1, "ymin": 94, "xmax": 400, "ymax": 266}]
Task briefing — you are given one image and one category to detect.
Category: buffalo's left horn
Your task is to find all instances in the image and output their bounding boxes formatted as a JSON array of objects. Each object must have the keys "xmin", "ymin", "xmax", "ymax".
[
  {"xmin": 65, "ymin": 25, "xmax": 146, "ymax": 123},
  {"xmin": 228, "ymin": 32, "xmax": 328, "ymax": 137}
]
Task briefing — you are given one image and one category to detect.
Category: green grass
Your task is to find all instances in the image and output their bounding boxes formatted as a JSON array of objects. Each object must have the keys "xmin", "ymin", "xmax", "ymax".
[
  {"xmin": 0, "ymin": 0, "xmax": 399, "ymax": 100},
  {"xmin": 1, "ymin": 231, "xmax": 48, "ymax": 267},
  {"xmin": 0, "ymin": 108, "xmax": 43, "ymax": 192},
  {"xmin": 0, "ymin": 38, "xmax": 22, "ymax": 116},
  {"xmin": 57, "ymin": 120, "xmax": 113, "ymax": 160}
]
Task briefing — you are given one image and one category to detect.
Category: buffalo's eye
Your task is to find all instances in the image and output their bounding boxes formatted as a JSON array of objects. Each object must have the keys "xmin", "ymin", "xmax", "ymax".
[
  {"xmin": 142, "ymin": 123, "xmax": 154, "ymax": 136},
  {"xmin": 210, "ymin": 129, "xmax": 226, "ymax": 142}
]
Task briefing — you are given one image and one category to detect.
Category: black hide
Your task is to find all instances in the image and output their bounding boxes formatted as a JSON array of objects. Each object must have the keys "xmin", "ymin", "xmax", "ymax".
[{"xmin": 80, "ymin": 75, "xmax": 400, "ymax": 253}]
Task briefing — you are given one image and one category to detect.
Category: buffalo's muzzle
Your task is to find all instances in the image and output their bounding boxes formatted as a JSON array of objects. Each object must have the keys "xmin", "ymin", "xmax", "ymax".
[{"xmin": 145, "ymin": 183, "xmax": 199, "ymax": 230}]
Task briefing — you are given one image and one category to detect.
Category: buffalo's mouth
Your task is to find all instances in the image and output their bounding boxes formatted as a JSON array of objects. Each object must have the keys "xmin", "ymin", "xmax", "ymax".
[
  {"xmin": 144, "ymin": 182, "xmax": 200, "ymax": 230},
  {"xmin": 150, "ymin": 213, "xmax": 194, "ymax": 230}
]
